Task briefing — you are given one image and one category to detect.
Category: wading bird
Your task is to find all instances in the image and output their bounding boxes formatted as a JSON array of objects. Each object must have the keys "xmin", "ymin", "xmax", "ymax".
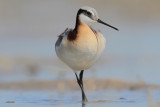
[{"xmin": 55, "ymin": 6, "xmax": 118, "ymax": 103}]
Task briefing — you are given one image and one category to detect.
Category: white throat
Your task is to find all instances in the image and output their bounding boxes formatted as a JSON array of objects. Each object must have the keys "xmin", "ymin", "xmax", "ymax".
[{"xmin": 79, "ymin": 14, "xmax": 96, "ymax": 26}]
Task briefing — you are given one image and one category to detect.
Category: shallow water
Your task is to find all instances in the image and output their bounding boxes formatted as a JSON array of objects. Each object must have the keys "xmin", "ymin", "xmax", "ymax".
[{"xmin": 1, "ymin": 89, "xmax": 160, "ymax": 107}]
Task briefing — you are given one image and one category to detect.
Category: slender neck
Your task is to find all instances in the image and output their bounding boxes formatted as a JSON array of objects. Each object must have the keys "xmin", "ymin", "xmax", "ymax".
[
  {"xmin": 74, "ymin": 9, "xmax": 93, "ymax": 33},
  {"xmin": 74, "ymin": 14, "xmax": 92, "ymax": 33},
  {"xmin": 67, "ymin": 12, "xmax": 80, "ymax": 41},
  {"xmin": 74, "ymin": 9, "xmax": 85, "ymax": 32},
  {"xmin": 74, "ymin": 13, "xmax": 80, "ymax": 33}
]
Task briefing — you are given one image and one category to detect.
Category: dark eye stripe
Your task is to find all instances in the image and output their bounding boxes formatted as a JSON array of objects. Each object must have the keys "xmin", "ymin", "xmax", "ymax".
[
  {"xmin": 86, "ymin": 11, "xmax": 91, "ymax": 16},
  {"xmin": 77, "ymin": 9, "xmax": 92, "ymax": 19}
]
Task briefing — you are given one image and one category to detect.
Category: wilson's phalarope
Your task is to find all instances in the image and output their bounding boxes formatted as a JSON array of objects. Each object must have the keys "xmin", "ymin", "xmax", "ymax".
[{"xmin": 55, "ymin": 6, "xmax": 118, "ymax": 103}]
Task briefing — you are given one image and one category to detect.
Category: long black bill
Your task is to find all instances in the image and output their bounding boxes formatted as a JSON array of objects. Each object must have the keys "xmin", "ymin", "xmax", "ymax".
[{"xmin": 97, "ymin": 19, "xmax": 119, "ymax": 31}]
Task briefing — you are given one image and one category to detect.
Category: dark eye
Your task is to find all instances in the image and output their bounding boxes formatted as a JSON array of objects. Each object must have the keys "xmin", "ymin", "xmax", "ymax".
[{"xmin": 86, "ymin": 11, "xmax": 91, "ymax": 16}]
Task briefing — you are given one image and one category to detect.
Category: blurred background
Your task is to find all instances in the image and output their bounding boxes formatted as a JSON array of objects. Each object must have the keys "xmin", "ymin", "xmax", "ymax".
[
  {"xmin": 1, "ymin": 0, "xmax": 160, "ymax": 106},
  {"xmin": 0, "ymin": 0, "xmax": 160, "ymax": 85}
]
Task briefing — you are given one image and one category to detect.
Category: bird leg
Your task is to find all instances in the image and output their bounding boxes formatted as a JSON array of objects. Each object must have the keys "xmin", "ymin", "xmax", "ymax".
[
  {"xmin": 79, "ymin": 70, "xmax": 84, "ymax": 87},
  {"xmin": 75, "ymin": 70, "xmax": 88, "ymax": 103}
]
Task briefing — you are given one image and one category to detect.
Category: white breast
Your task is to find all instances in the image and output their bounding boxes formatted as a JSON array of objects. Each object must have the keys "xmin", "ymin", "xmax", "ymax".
[{"xmin": 55, "ymin": 25, "xmax": 106, "ymax": 72}]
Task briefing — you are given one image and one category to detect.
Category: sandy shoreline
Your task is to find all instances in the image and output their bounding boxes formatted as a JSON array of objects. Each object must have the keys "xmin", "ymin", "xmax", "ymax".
[{"xmin": 0, "ymin": 78, "xmax": 159, "ymax": 91}]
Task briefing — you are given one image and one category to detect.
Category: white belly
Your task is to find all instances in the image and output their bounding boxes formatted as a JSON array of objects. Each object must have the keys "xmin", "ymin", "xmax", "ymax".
[{"xmin": 56, "ymin": 44, "xmax": 97, "ymax": 71}]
